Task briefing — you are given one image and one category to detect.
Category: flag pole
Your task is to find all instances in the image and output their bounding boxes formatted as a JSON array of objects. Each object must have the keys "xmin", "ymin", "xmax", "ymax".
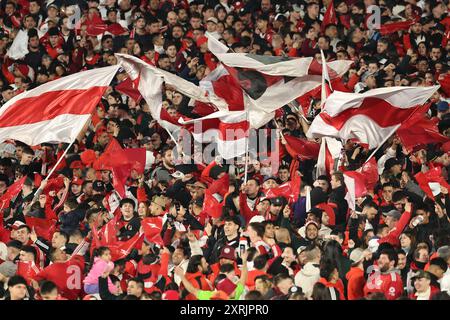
[
  {"xmin": 243, "ymin": 110, "xmax": 250, "ymax": 184},
  {"xmin": 364, "ymin": 124, "xmax": 401, "ymax": 163},
  {"xmin": 29, "ymin": 116, "xmax": 92, "ymax": 206}
]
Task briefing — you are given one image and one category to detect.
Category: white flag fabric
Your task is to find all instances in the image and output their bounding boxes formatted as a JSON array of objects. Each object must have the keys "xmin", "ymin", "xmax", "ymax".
[
  {"xmin": 0, "ymin": 65, "xmax": 120, "ymax": 146},
  {"xmin": 180, "ymin": 110, "xmax": 249, "ymax": 160},
  {"xmin": 7, "ymin": 29, "xmax": 29, "ymax": 60}
]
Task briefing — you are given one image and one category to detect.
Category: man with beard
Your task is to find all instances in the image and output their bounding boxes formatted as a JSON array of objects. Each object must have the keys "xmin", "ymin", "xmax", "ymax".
[
  {"xmin": 24, "ymin": 29, "xmax": 45, "ymax": 71},
  {"xmin": 363, "ymin": 248, "xmax": 404, "ymax": 300},
  {"xmin": 182, "ymin": 255, "xmax": 213, "ymax": 300},
  {"xmin": 151, "ymin": 147, "xmax": 175, "ymax": 184},
  {"xmin": 206, "ymin": 215, "xmax": 241, "ymax": 264}
]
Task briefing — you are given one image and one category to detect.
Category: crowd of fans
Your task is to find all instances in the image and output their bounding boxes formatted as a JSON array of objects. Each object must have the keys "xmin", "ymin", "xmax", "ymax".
[{"xmin": 1, "ymin": 0, "xmax": 450, "ymax": 300}]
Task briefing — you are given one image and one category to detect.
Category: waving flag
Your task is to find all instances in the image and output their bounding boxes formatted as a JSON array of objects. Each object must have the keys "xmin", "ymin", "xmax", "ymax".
[
  {"xmin": 0, "ymin": 176, "xmax": 26, "ymax": 209},
  {"xmin": 307, "ymin": 86, "xmax": 440, "ymax": 149},
  {"xmin": 180, "ymin": 110, "xmax": 249, "ymax": 159},
  {"xmin": 141, "ymin": 217, "xmax": 164, "ymax": 246},
  {"xmin": 316, "ymin": 137, "xmax": 343, "ymax": 177},
  {"xmin": 397, "ymin": 105, "xmax": 449, "ymax": 152},
  {"xmin": 321, "ymin": 0, "xmax": 338, "ymax": 32},
  {"xmin": 321, "ymin": 49, "xmax": 332, "ymax": 106},
  {"xmin": 94, "ymin": 140, "xmax": 154, "ymax": 197},
  {"xmin": 343, "ymin": 170, "xmax": 368, "ymax": 210},
  {"xmin": 206, "ymin": 33, "xmax": 353, "ymax": 124},
  {"xmin": 380, "ymin": 20, "xmax": 415, "ymax": 36},
  {"xmin": 415, "ymin": 166, "xmax": 450, "ymax": 200},
  {"xmin": 116, "ymin": 53, "xmax": 228, "ymax": 131},
  {"xmin": 282, "ymin": 135, "xmax": 320, "ymax": 160},
  {"xmin": 0, "ymin": 66, "xmax": 119, "ymax": 146},
  {"xmin": 359, "ymin": 158, "xmax": 379, "ymax": 191}
]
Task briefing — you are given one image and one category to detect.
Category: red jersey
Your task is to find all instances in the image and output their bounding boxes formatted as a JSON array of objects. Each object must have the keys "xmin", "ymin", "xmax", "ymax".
[
  {"xmin": 33, "ymin": 255, "xmax": 85, "ymax": 300},
  {"xmin": 363, "ymin": 270, "xmax": 403, "ymax": 300}
]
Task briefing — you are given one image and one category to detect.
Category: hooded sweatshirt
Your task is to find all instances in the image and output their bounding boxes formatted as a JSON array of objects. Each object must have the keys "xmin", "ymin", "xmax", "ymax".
[
  {"xmin": 294, "ymin": 262, "xmax": 320, "ymax": 299},
  {"xmin": 346, "ymin": 266, "xmax": 365, "ymax": 300}
]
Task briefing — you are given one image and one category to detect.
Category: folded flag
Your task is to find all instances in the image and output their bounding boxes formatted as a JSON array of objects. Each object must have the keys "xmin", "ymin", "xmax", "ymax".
[
  {"xmin": 0, "ymin": 65, "xmax": 119, "ymax": 146},
  {"xmin": 307, "ymin": 86, "xmax": 440, "ymax": 149}
]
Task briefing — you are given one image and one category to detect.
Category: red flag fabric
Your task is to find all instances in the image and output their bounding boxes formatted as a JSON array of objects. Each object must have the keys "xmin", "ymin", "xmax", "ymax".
[
  {"xmin": 308, "ymin": 86, "xmax": 440, "ymax": 149},
  {"xmin": 99, "ymin": 140, "xmax": 129, "ymax": 197},
  {"xmin": 264, "ymin": 177, "xmax": 301, "ymax": 204},
  {"xmin": 115, "ymin": 77, "xmax": 142, "ymax": 102},
  {"xmin": 86, "ymin": 23, "xmax": 108, "ymax": 36},
  {"xmin": 141, "ymin": 217, "xmax": 164, "ymax": 246},
  {"xmin": 397, "ymin": 110, "xmax": 449, "ymax": 153},
  {"xmin": 380, "ymin": 20, "xmax": 415, "ymax": 36},
  {"xmin": 284, "ymin": 135, "xmax": 320, "ymax": 160},
  {"xmin": 358, "ymin": 158, "xmax": 379, "ymax": 192},
  {"xmin": 111, "ymin": 232, "xmax": 144, "ymax": 261},
  {"xmin": 321, "ymin": 0, "xmax": 338, "ymax": 32},
  {"xmin": 208, "ymin": 174, "xmax": 230, "ymax": 197},
  {"xmin": 0, "ymin": 176, "xmax": 26, "ymax": 209},
  {"xmin": 343, "ymin": 171, "xmax": 368, "ymax": 198},
  {"xmin": 43, "ymin": 176, "xmax": 65, "ymax": 194},
  {"xmin": 414, "ymin": 167, "xmax": 450, "ymax": 199},
  {"xmin": 438, "ymin": 73, "xmax": 450, "ymax": 98},
  {"xmin": 25, "ymin": 217, "xmax": 57, "ymax": 241},
  {"xmin": 107, "ymin": 23, "xmax": 128, "ymax": 36},
  {"xmin": 203, "ymin": 189, "xmax": 223, "ymax": 218},
  {"xmin": 123, "ymin": 148, "xmax": 147, "ymax": 174}
]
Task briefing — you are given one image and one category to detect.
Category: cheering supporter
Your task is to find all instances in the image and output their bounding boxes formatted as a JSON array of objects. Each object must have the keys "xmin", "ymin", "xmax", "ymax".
[{"xmin": 0, "ymin": 0, "xmax": 450, "ymax": 302}]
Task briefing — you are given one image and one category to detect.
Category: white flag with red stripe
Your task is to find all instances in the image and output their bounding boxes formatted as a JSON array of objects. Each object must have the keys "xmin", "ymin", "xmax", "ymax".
[
  {"xmin": 116, "ymin": 53, "xmax": 228, "ymax": 131},
  {"xmin": 316, "ymin": 137, "xmax": 343, "ymax": 177},
  {"xmin": 343, "ymin": 171, "xmax": 368, "ymax": 210},
  {"xmin": 0, "ymin": 65, "xmax": 119, "ymax": 146},
  {"xmin": 206, "ymin": 33, "xmax": 353, "ymax": 120},
  {"xmin": 180, "ymin": 110, "xmax": 249, "ymax": 159},
  {"xmin": 307, "ymin": 86, "xmax": 440, "ymax": 149}
]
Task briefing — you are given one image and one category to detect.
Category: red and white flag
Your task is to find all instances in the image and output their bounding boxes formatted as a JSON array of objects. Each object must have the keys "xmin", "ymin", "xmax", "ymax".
[
  {"xmin": 343, "ymin": 170, "xmax": 368, "ymax": 210},
  {"xmin": 307, "ymin": 86, "xmax": 440, "ymax": 149},
  {"xmin": 116, "ymin": 53, "xmax": 228, "ymax": 131},
  {"xmin": 0, "ymin": 66, "xmax": 119, "ymax": 146},
  {"xmin": 320, "ymin": 49, "xmax": 332, "ymax": 106},
  {"xmin": 180, "ymin": 110, "xmax": 249, "ymax": 159},
  {"xmin": 415, "ymin": 166, "xmax": 450, "ymax": 200},
  {"xmin": 316, "ymin": 137, "xmax": 343, "ymax": 177},
  {"xmin": 206, "ymin": 33, "xmax": 353, "ymax": 125}
]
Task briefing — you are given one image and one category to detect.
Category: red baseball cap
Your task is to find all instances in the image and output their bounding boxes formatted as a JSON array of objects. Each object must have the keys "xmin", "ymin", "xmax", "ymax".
[{"xmin": 71, "ymin": 177, "xmax": 84, "ymax": 185}]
